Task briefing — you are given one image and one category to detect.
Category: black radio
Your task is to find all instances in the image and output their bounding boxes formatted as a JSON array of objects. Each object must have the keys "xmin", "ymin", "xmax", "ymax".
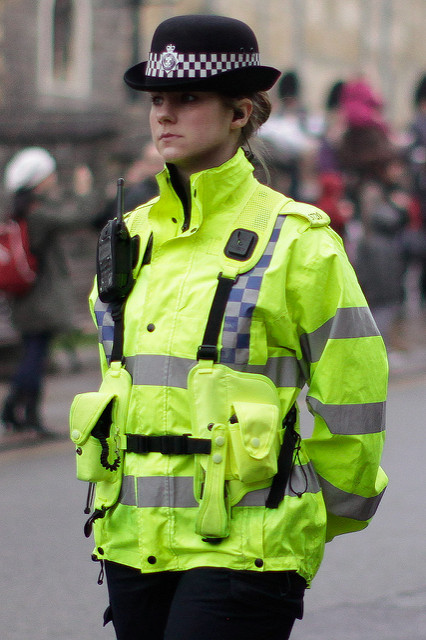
[{"xmin": 96, "ymin": 178, "xmax": 139, "ymax": 303}]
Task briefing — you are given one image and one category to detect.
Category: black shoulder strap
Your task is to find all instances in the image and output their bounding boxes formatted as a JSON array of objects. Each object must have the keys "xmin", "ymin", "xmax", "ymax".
[
  {"xmin": 110, "ymin": 232, "xmax": 153, "ymax": 364},
  {"xmin": 197, "ymin": 274, "xmax": 237, "ymax": 362},
  {"xmin": 196, "ymin": 185, "xmax": 289, "ymax": 363},
  {"xmin": 265, "ymin": 405, "xmax": 299, "ymax": 508}
]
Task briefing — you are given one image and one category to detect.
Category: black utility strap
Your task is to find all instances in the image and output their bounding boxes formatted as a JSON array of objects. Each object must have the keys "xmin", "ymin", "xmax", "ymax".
[
  {"xmin": 265, "ymin": 405, "xmax": 299, "ymax": 509},
  {"xmin": 197, "ymin": 274, "xmax": 237, "ymax": 362},
  {"xmin": 126, "ymin": 434, "xmax": 211, "ymax": 455},
  {"xmin": 109, "ymin": 234, "xmax": 152, "ymax": 364}
]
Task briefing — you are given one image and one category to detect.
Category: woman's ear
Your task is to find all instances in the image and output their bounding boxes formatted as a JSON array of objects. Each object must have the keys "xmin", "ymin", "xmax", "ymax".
[{"xmin": 230, "ymin": 98, "xmax": 253, "ymax": 129}]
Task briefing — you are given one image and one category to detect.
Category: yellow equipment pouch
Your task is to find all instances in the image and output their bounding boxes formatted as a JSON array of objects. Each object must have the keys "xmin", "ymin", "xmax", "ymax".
[
  {"xmin": 70, "ymin": 390, "xmax": 117, "ymax": 483},
  {"xmin": 188, "ymin": 361, "xmax": 282, "ymax": 538},
  {"xmin": 228, "ymin": 400, "xmax": 280, "ymax": 483},
  {"xmin": 70, "ymin": 361, "xmax": 132, "ymax": 509}
]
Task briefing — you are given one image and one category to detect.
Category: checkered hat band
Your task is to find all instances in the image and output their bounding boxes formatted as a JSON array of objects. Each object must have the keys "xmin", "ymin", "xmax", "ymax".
[
  {"xmin": 220, "ymin": 215, "xmax": 286, "ymax": 366},
  {"xmin": 147, "ymin": 51, "xmax": 261, "ymax": 79}
]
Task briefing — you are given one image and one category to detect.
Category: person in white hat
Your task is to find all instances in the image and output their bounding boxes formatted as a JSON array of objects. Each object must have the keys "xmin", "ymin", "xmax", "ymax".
[
  {"xmin": 4, "ymin": 147, "xmax": 57, "ymax": 193},
  {"xmin": 1, "ymin": 147, "xmax": 95, "ymax": 437},
  {"xmin": 75, "ymin": 14, "xmax": 388, "ymax": 640}
]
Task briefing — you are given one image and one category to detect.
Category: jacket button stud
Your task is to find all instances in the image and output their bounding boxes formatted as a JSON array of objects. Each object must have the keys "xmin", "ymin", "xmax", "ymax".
[
  {"xmin": 97, "ymin": 547, "xmax": 104, "ymax": 555},
  {"xmin": 251, "ymin": 438, "xmax": 260, "ymax": 448},
  {"xmin": 76, "ymin": 447, "xmax": 82, "ymax": 456},
  {"xmin": 213, "ymin": 454, "xmax": 223, "ymax": 464},
  {"xmin": 147, "ymin": 323, "xmax": 155, "ymax": 332},
  {"xmin": 72, "ymin": 429, "xmax": 81, "ymax": 440},
  {"xmin": 147, "ymin": 556, "xmax": 157, "ymax": 564},
  {"xmin": 254, "ymin": 558, "xmax": 263, "ymax": 568},
  {"xmin": 207, "ymin": 423, "xmax": 214, "ymax": 431},
  {"xmin": 215, "ymin": 436, "xmax": 225, "ymax": 447}
]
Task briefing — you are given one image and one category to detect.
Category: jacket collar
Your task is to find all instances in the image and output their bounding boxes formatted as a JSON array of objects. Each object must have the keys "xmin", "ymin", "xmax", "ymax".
[{"xmin": 153, "ymin": 148, "xmax": 257, "ymax": 233}]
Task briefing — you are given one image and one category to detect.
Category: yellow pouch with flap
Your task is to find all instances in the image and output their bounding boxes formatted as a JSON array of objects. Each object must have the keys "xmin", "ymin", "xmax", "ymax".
[
  {"xmin": 228, "ymin": 400, "xmax": 280, "ymax": 483},
  {"xmin": 188, "ymin": 362, "xmax": 282, "ymax": 538},
  {"xmin": 70, "ymin": 391, "xmax": 117, "ymax": 483},
  {"xmin": 188, "ymin": 361, "xmax": 281, "ymax": 483},
  {"xmin": 69, "ymin": 361, "xmax": 132, "ymax": 509}
]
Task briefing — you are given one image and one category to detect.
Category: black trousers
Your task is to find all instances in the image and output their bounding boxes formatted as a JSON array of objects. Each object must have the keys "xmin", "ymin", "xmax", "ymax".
[{"xmin": 105, "ymin": 561, "xmax": 306, "ymax": 640}]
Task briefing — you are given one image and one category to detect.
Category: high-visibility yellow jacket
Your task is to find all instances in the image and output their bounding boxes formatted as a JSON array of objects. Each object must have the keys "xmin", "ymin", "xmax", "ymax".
[{"xmin": 88, "ymin": 148, "xmax": 388, "ymax": 585}]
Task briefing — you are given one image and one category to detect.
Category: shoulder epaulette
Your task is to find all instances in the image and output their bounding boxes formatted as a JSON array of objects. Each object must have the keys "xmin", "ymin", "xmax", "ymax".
[{"xmin": 280, "ymin": 200, "xmax": 330, "ymax": 227}]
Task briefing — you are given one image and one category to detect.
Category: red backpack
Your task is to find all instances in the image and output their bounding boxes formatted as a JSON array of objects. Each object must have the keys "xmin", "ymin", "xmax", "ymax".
[{"xmin": 0, "ymin": 219, "xmax": 38, "ymax": 296}]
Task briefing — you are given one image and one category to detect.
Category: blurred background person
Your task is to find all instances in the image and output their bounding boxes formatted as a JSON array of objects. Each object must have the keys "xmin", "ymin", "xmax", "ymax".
[
  {"xmin": 94, "ymin": 141, "xmax": 164, "ymax": 230},
  {"xmin": 259, "ymin": 70, "xmax": 319, "ymax": 201},
  {"xmin": 337, "ymin": 77, "xmax": 395, "ymax": 213},
  {"xmin": 316, "ymin": 80, "xmax": 347, "ymax": 175},
  {"xmin": 353, "ymin": 154, "xmax": 412, "ymax": 347},
  {"xmin": 315, "ymin": 80, "xmax": 354, "ymax": 241},
  {"xmin": 405, "ymin": 74, "xmax": 426, "ymax": 304},
  {"xmin": 1, "ymin": 147, "xmax": 97, "ymax": 437},
  {"xmin": 333, "ymin": 77, "xmax": 416, "ymax": 347},
  {"xmin": 315, "ymin": 170, "xmax": 354, "ymax": 241}
]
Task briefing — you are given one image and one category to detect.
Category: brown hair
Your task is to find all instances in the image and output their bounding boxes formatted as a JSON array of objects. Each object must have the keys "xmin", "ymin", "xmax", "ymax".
[
  {"xmin": 221, "ymin": 91, "xmax": 272, "ymax": 176},
  {"xmin": 222, "ymin": 91, "xmax": 271, "ymax": 139}
]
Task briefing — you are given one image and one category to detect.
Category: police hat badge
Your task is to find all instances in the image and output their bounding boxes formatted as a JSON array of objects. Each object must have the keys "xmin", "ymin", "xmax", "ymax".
[{"xmin": 161, "ymin": 45, "xmax": 179, "ymax": 74}]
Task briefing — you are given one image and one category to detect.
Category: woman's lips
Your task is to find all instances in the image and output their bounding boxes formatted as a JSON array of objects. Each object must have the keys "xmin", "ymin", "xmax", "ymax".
[{"xmin": 160, "ymin": 133, "xmax": 181, "ymax": 140}]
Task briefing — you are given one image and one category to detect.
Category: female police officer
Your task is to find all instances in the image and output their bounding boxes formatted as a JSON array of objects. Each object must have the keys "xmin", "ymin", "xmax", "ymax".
[{"xmin": 73, "ymin": 14, "xmax": 388, "ymax": 640}]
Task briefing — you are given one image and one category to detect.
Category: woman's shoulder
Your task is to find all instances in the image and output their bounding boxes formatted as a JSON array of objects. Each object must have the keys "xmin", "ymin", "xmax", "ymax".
[{"xmin": 252, "ymin": 182, "xmax": 330, "ymax": 229}]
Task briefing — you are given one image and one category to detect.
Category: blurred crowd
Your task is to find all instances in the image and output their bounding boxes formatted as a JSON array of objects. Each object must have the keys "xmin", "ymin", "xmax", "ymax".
[{"xmin": 259, "ymin": 71, "xmax": 426, "ymax": 351}]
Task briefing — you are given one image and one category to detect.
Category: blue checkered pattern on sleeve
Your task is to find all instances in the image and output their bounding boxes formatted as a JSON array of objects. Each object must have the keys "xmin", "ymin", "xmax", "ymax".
[{"xmin": 94, "ymin": 298, "xmax": 114, "ymax": 363}]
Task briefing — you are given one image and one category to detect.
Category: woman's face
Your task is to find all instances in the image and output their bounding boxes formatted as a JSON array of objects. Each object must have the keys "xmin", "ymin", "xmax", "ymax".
[{"xmin": 149, "ymin": 91, "xmax": 248, "ymax": 178}]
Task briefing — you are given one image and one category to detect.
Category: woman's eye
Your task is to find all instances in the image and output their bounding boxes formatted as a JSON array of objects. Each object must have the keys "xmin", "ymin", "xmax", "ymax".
[
  {"xmin": 181, "ymin": 93, "xmax": 197, "ymax": 104},
  {"xmin": 151, "ymin": 95, "xmax": 163, "ymax": 106}
]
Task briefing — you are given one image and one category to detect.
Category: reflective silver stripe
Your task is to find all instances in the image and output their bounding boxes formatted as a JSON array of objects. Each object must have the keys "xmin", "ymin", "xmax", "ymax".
[
  {"xmin": 300, "ymin": 307, "xmax": 380, "ymax": 364},
  {"xmin": 307, "ymin": 396, "xmax": 385, "ymax": 435},
  {"xmin": 235, "ymin": 462, "xmax": 320, "ymax": 506},
  {"xmin": 317, "ymin": 474, "xmax": 386, "ymax": 521},
  {"xmin": 126, "ymin": 353, "xmax": 304, "ymax": 389},
  {"xmin": 119, "ymin": 463, "xmax": 320, "ymax": 509},
  {"xmin": 126, "ymin": 354, "xmax": 195, "ymax": 388},
  {"xmin": 244, "ymin": 356, "xmax": 306, "ymax": 389},
  {"xmin": 119, "ymin": 475, "xmax": 198, "ymax": 508},
  {"xmin": 119, "ymin": 475, "xmax": 136, "ymax": 506}
]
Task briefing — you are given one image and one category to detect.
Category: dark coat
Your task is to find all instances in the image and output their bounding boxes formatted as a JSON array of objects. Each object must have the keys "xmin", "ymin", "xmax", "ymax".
[{"xmin": 10, "ymin": 194, "xmax": 96, "ymax": 335}]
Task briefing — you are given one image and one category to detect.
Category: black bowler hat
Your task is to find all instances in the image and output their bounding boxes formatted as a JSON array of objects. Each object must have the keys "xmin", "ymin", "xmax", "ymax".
[{"xmin": 124, "ymin": 14, "xmax": 280, "ymax": 94}]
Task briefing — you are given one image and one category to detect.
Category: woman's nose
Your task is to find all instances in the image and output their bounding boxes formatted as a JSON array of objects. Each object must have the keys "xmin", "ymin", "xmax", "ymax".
[{"xmin": 157, "ymin": 100, "xmax": 175, "ymax": 123}]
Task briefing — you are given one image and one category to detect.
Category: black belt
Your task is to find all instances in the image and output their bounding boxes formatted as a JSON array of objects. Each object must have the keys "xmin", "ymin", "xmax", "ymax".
[{"xmin": 126, "ymin": 434, "xmax": 211, "ymax": 455}]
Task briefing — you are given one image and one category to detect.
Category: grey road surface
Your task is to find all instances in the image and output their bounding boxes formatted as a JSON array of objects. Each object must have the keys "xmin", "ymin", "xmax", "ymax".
[
  {"xmin": 1, "ymin": 373, "xmax": 425, "ymax": 640},
  {"xmin": 292, "ymin": 374, "xmax": 426, "ymax": 640}
]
